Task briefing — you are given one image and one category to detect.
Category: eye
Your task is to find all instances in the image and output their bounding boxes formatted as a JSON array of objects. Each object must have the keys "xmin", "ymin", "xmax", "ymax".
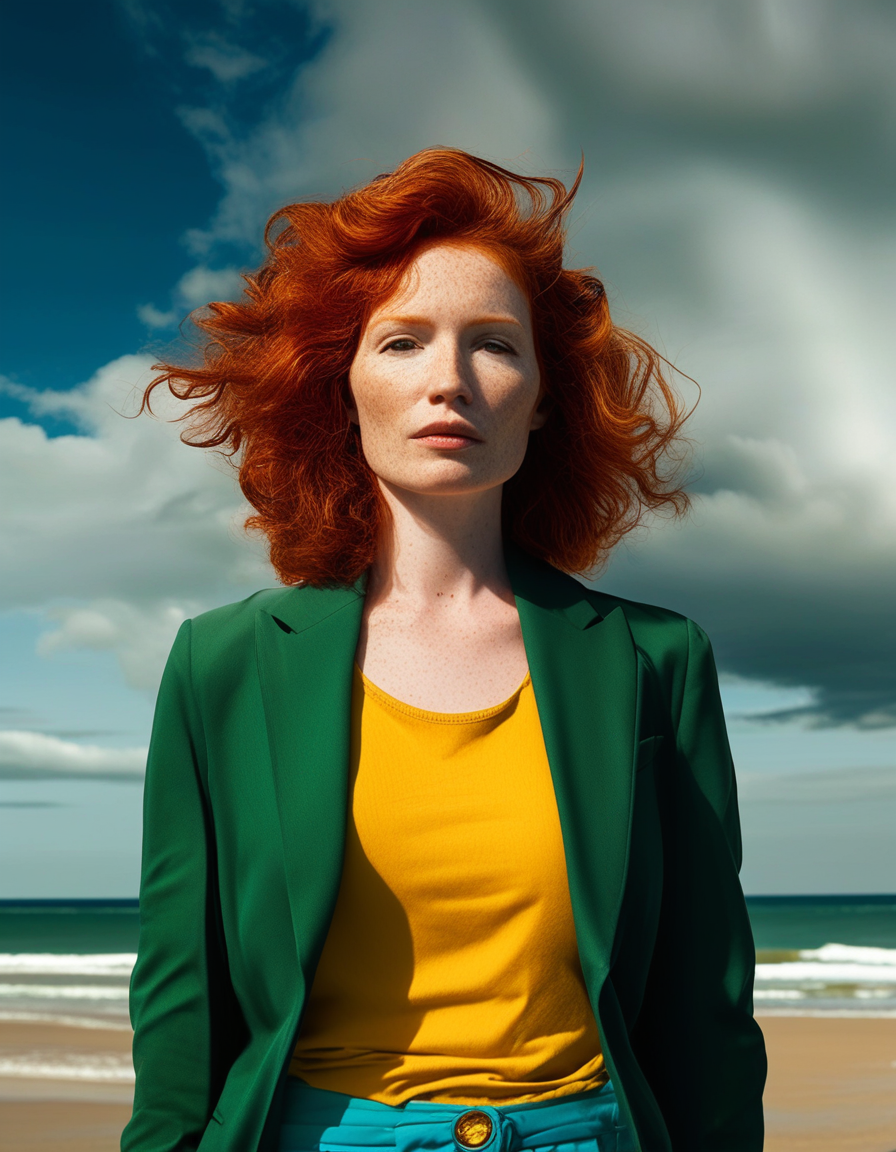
[
  {"xmin": 479, "ymin": 339, "xmax": 514, "ymax": 354},
  {"xmin": 383, "ymin": 338, "xmax": 418, "ymax": 352}
]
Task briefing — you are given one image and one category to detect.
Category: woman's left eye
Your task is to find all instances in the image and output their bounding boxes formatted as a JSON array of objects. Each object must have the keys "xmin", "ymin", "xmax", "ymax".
[{"xmin": 479, "ymin": 339, "xmax": 513, "ymax": 354}]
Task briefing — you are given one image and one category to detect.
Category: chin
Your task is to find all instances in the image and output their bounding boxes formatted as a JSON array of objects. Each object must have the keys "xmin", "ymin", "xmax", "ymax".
[{"xmin": 379, "ymin": 469, "xmax": 501, "ymax": 499}]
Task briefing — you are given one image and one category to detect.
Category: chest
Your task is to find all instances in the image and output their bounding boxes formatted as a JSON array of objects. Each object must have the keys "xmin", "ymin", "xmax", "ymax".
[
  {"xmin": 357, "ymin": 597, "xmax": 530, "ymax": 711},
  {"xmin": 346, "ymin": 669, "xmax": 574, "ymax": 938}
]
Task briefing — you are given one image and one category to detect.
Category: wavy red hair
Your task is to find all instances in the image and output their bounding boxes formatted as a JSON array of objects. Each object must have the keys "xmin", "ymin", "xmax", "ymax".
[{"xmin": 143, "ymin": 148, "xmax": 692, "ymax": 586}]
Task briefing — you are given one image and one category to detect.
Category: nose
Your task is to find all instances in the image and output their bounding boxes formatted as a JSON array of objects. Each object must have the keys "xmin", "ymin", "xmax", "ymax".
[{"xmin": 428, "ymin": 339, "xmax": 474, "ymax": 406}]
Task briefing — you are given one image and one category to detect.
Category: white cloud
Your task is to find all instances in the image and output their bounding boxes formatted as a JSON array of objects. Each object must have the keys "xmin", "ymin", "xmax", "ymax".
[
  {"xmin": 136, "ymin": 265, "xmax": 247, "ymax": 332},
  {"xmin": 1, "ymin": 355, "xmax": 273, "ymax": 690},
  {"xmin": 174, "ymin": 264, "xmax": 246, "ymax": 309},
  {"xmin": 37, "ymin": 601, "xmax": 196, "ymax": 692},
  {"xmin": 0, "ymin": 731, "xmax": 146, "ymax": 781},
  {"xmin": 137, "ymin": 302, "xmax": 178, "ymax": 329}
]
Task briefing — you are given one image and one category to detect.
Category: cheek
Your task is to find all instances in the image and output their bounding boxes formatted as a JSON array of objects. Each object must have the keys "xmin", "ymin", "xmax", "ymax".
[
  {"xmin": 494, "ymin": 368, "xmax": 542, "ymax": 424},
  {"xmin": 349, "ymin": 370, "xmax": 404, "ymax": 468},
  {"xmin": 349, "ymin": 362, "xmax": 388, "ymax": 424}
]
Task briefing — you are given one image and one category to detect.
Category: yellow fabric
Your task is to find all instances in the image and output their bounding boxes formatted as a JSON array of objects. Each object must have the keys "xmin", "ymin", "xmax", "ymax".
[{"xmin": 289, "ymin": 664, "xmax": 608, "ymax": 1105}]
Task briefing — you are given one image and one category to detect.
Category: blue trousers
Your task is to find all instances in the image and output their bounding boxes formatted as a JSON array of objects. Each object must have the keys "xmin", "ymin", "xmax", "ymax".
[{"xmin": 278, "ymin": 1078, "xmax": 636, "ymax": 1152}]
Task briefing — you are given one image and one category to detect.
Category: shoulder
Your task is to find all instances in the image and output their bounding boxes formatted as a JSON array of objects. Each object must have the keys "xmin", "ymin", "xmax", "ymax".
[
  {"xmin": 581, "ymin": 581, "xmax": 708, "ymax": 659},
  {"xmin": 514, "ymin": 550, "xmax": 721, "ymax": 727},
  {"xmin": 175, "ymin": 581, "xmax": 365, "ymax": 680},
  {"xmin": 512, "ymin": 546, "xmax": 706, "ymax": 661},
  {"xmin": 171, "ymin": 585, "xmax": 330, "ymax": 683},
  {"xmin": 580, "ymin": 580, "xmax": 718, "ymax": 719},
  {"xmin": 184, "ymin": 587, "xmax": 288, "ymax": 656}
]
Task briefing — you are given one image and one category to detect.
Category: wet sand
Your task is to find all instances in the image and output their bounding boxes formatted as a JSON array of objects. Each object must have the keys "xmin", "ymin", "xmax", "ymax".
[
  {"xmin": 0, "ymin": 1020, "xmax": 133, "ymax": 1152},
  {"xmin": 0, "ymin": 1017, "xmax": 894, "ymax": 1150}
]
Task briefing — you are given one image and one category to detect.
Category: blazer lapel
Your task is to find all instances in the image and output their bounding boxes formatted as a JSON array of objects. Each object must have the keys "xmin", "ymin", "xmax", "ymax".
[
  {"xmin": 506, "ymin": 546, "xmax": 639, "ymax": 990},
  {"xmin": 254, "ymin": 579, "xmax": 366, "ymax": 984}
]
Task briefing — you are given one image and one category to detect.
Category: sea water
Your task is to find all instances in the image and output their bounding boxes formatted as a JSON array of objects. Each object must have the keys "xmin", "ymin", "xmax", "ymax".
[
  {"xmin": 749, "ymin": 895, "xmax": 896, "ymax": 1016},
  {"xmin": 0, "ymin": 901, "xmax": 137, "ymax": 1084},
  {"xmin": 1, "ymin": 895, "xmax": 894, "ymax": 1037}
]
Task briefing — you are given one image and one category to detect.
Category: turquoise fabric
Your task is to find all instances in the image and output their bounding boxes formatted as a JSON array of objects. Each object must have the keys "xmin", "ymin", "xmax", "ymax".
[{"xmin": 277, "ymin": 1079, "xmax": 635, "ymax": 1152}]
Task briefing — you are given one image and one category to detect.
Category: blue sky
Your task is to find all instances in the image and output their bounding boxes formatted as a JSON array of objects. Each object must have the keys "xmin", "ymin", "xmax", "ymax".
[{"xmin": 1, "ymin": 0, "xmax": 894, "ymax": 897}]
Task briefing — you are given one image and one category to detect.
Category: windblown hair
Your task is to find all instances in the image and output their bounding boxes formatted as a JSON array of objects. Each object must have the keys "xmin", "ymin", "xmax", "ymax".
[{"xmin": 144, "ymin": 148, "xmax": 692, "ymax": 586}]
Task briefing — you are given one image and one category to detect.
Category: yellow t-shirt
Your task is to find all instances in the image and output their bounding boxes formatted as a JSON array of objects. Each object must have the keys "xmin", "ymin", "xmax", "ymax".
[{"xmin": 289, "ymin": 664, "xmax": 607, "ymax": 1105}]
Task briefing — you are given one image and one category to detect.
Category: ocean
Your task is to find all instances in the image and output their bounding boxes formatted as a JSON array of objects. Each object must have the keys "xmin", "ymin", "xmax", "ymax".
[
  {"xmin": 2, "ymin": 895, "xmax": 895, "ymax": 1028},
  {"xmin": 749, "ymin": 895, "xmax": 896, "ymax": 1017}
]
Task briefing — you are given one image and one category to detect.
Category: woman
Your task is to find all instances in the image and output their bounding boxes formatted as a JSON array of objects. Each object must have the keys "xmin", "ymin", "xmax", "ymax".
[{"xmin": 122, "ymin": 149, "xmax": 766, "ymax": 1152}]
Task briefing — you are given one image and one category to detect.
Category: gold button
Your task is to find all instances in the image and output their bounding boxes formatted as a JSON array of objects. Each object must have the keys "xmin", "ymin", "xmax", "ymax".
[{"xmin": 453, "ymin": 1110, "xmax": 493, "ymax": 1149}]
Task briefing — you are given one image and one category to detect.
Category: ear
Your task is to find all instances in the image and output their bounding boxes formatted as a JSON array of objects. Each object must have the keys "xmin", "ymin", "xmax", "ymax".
[
  {"xmin": 342, "ymin": 377, "xmax": 360, "ymax": 425},
  {"xmin": 529, "ymin": 386, "xmax": 552, "ymax": 431}
]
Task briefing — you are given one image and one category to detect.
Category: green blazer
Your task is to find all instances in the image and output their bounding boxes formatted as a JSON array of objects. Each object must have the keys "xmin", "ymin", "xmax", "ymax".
[{"xmin": 122, "ymin": 546, "xmax": 766, "ymax": 1152}]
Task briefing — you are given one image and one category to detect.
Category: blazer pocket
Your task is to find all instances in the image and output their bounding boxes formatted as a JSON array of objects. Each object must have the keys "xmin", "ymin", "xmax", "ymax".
[{"xmin": 636, "ymin": 734, "xmax": 664, "ymax": 773}]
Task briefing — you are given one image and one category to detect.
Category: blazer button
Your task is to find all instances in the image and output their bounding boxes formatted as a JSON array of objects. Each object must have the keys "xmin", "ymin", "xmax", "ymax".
[{"xmin": 453, "ymin": 1110, "xmax": 494, "ymax": 1149}]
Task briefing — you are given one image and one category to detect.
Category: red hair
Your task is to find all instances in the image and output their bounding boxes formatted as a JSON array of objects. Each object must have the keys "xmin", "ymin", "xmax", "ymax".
[{"xmin": 144, "ymin": 148, "xmax": 692, "ymax": 586}]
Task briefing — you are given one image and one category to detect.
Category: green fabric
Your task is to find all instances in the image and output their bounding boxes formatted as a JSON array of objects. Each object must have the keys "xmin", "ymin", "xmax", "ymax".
[{"xmin": 122, "ymin": 546, "xmax": 766, "ymax": 1152}]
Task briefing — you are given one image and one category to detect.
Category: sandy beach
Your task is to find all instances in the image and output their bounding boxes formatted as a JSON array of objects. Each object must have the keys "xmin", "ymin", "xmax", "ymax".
[
  {"xmin": 0, "ymin": 1019, "xmax": 133, "ymax": 1152},
  {"xmin": 0, "ymin": 1016, "xmax": 894, "ymax": 1150},
  {"xmin": 759, "ymin": 1015, "xmax": 896, "ymax": 1151}
]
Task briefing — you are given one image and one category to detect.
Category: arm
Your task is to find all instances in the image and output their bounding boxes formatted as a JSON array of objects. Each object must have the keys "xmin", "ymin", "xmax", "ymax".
[
  {"xmin": 631, "ymin": 618, "xmax": 767, "ymax": 1151},
  {"xmin": 122, "ymin": 620, "xmax": 240, "ymax": 1152}
]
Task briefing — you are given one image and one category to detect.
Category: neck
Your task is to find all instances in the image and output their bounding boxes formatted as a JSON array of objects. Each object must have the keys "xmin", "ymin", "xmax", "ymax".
[{"xmin": 367, "ymin": 482, "xmax": 512, "ymax": 607}]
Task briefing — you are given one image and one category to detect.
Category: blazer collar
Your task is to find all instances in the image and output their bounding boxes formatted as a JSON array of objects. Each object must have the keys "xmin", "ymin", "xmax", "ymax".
[{"xmin": 255, "ymin": 545, "xmax": 638, "ymax": 994}]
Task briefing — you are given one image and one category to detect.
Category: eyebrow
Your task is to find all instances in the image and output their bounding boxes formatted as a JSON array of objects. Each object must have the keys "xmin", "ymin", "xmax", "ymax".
[{"xmin": 369, "ymin": 314, "xmax": 524, "ymax": 330}]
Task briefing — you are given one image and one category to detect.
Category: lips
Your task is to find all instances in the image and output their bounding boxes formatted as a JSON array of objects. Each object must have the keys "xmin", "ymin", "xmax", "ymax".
[{"xmin": 412, "ymin": 421, "xmax": 481, "ymax": 442}]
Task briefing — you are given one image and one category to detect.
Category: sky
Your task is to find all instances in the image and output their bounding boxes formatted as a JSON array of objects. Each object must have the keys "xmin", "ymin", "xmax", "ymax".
[{"xmin": 1, "ymin": 0, "xmax": 894, "ymax": 897}]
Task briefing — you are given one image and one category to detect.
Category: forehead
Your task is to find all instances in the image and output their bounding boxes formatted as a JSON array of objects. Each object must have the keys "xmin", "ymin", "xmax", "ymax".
[{"xmin": 369, "ymin": 242, "xmax": 531, "ymax": 319}]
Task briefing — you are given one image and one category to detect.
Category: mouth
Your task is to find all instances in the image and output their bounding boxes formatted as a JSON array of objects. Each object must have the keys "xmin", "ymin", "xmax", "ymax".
[{"xmin": 411, "ymin": 422, "xmax": 481, "ymax": 449}]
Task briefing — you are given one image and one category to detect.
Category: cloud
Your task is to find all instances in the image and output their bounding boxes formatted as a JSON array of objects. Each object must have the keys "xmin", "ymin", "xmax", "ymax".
[
  {"xmin": 184, "ymin": 36, "xmax": 267, "ymax": 84},
  {"xmin": 588, "ymin": 169, "xmax": 896, "ymax": 727},
  {"xmin": 1, "ymin": 355, "xmax": 273, "ymax": 688},
  {"xmin": 491, "ymin": 0, "xmax": 896, "ymax": 124},
  {"xmin": 176, "ymin": 0, "xmax": 558, "ymax": 256},
  {"xmin": 36, "ymin": 601, "xmax": 195, "ymax": 692},
  {"xmin": 0, "ymin": 731, "xmax": 146, "ymax": 781},
  {"xmin": 175, "ymin": 264, "xmax": 246, "ymax": 308},
  {"xmin": 137, "ymin": 303, "xmax": 178, "ymax": 330},
  {"xmin": 137, "ymin": 264, "xmax": 248, "ymax": 330},
  {"xmin": 0, "ymin": 801, "xmax": 66, "ymax": 808}
]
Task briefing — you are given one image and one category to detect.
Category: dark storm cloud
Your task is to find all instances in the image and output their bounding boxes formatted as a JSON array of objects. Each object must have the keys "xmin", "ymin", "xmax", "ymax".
[{"xmin": 471, "ymin": 0, "xmax": 896, "ymax": 729}]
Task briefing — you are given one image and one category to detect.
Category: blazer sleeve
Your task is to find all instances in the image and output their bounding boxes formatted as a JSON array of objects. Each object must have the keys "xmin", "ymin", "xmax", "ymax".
[
  {"xmin": 631, "ymin": 618, "xmax": 767, "ymax": 1151},
  {"xmin": 121, "ymin": 620, "xmax": 237, "ymax": 1152}
]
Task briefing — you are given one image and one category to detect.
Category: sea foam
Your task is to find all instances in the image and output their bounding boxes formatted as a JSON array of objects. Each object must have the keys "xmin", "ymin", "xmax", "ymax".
[{"xmin": 0, "ymin": 953, "xmax": 136, "ymax": 977}]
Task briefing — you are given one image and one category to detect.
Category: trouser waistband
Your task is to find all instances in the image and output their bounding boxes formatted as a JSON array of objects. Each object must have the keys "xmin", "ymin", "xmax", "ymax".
[{"xmin": 278, "ymin": 1078, "xmax": 634, "ymax": 1152}]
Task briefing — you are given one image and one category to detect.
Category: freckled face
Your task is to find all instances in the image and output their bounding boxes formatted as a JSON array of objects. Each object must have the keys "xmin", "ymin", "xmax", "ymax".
[{"xmin": 346, "ymin": 243, "xmax": 547, "ymax": 499}]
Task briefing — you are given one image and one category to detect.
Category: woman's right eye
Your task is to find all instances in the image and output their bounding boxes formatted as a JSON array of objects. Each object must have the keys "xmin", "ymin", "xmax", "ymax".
[{"xmin": 383, "ymin": 338, "xmax": 417, "ymax": 352}]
